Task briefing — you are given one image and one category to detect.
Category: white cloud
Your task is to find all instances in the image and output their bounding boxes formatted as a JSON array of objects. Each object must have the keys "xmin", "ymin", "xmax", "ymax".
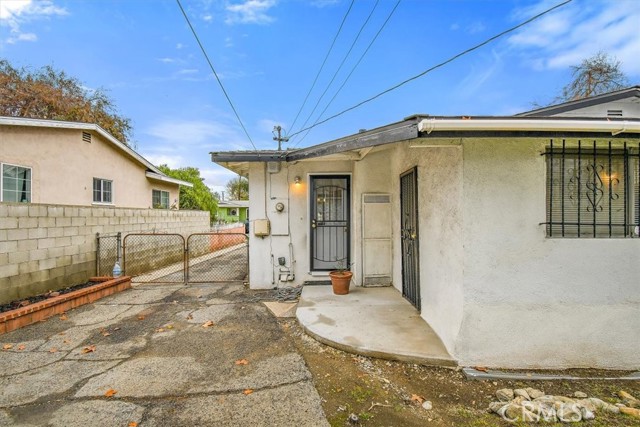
[
  {"xmin": 200, "ymin": 168, "xmax": 237, "ymax": 193},
  {"xmin": 177, "ymin": 68, "xmax": 199, "ymax": 74},
  {"xmin": 203, "ymin": 14, "xmax": 213, "ymax": 22},
  {"xmin": 507, "ymin": 0, "xmax": 640, "ymax": 76},
  {"xmin": 157, "ymin": 57, "xmax": 176, "ymax": 63},
  {"xmin": 225, "ymin": 0, "xmax": 276, "ymax": 25},
  {"xmin": 144, "ymin": 154, "xmax": 185, "ymax": 169},
  {"xmin": 457, "ymin": 49, "xmax": 503, "ymax": 95},
  {"xmin": 467, "ymin": 21, "xmax": 485, "ymax": 34},
  {"xmin": 0, "ymin": 0, "xmax": 66, "ymax": 44},
  {"xmin": 145, "ymin": 119, "xmax": 248, "ymax": 150},
  {"xmin": 310, "ymin": 0, "xmax": 339, "ymax": 7},
  {"xmin": 257, "ymin": 118, "xmax": 282, "ymax": 134},
  {"xmin": 176, "ymin": 43, "xmax": 184, "ymax": 49}
]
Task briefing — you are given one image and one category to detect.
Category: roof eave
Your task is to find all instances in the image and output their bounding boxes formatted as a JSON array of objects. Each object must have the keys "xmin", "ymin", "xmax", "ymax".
[{"xmin": 145, "ymin": 171, "xmax": 193, "ymax": 188}]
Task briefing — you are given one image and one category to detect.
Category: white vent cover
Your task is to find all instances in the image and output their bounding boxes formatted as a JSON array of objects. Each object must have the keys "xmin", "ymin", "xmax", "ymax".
[
  {"xmin": 267, "ymin": 162, "xmax": 281, "ymax": 173},
  {"xmin": 361, "ymin": 193, "xmax": 392, "ymax": 287},
  {"xmin": 363, "ymin": 194, "xmax": 390, "ymax": 204}
]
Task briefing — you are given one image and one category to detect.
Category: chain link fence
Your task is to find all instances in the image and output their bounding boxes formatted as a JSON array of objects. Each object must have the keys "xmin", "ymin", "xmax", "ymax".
[
  {"xmin": 106, "ymin": 232, "xmax": 249, "ymax": 284},
  {"xmin": 123, "ymin": 234, "xmax": 186, "ymax": 283},
  {"xmin": 96, "ymin": 232, "xmax": 121, "ymax": 277},
  {"xmin": 187, "ymin": 233, "xmax": 248, "ymax": 282}
]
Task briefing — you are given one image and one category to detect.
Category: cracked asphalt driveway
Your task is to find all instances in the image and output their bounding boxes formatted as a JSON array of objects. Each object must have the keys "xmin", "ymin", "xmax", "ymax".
[{"xmin": 0, "ymin": 283, "xmax": 329, "ymax": 426}]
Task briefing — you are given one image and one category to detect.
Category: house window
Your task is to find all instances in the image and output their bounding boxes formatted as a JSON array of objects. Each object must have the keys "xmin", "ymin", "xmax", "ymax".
[
  {"xmin": 1, "ymin": 163, "xmax": 31, "ymax": 203},
  {"xmin": 543, "ymin": 140, "xmax": 640, "ymax": 238},
  {"xmin": 152, "ymin": 189, "xmax": 170, "ymax": 209},
  {"xmin": 93, "ymin": 178, "xmax": 113, "ymax": 204}
]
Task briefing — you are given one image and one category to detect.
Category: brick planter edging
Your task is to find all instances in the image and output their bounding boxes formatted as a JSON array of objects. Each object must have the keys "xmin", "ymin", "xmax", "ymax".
[{"xmin": 0, "ymin": 276, "xmax": 131, "ymax": 335}]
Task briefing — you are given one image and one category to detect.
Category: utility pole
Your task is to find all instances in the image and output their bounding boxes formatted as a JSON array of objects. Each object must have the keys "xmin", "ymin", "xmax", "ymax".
[{"xmin": 272, "ymin": 125, "xmax": 289, "ymax": 151}]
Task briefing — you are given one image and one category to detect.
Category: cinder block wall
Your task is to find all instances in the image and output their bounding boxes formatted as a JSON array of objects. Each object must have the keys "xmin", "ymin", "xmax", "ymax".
[{"xmin": 0, "ymin": 202, "xmax": 210, "ymax": 304}]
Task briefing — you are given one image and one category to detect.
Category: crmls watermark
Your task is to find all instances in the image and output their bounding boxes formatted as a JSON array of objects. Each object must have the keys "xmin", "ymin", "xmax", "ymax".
[{"xmin": 500, "ymin": 401, "xmax": 583, "ymax": 423}]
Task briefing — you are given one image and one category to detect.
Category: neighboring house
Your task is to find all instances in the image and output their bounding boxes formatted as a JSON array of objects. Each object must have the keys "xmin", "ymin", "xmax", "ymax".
[
  {"xmin": 215, "ymin": 200, "xmax": 249, "ymax": 223},
  {"xmin": 0, "ymin": 117, "xmax": 192, "ymax": 209},
  {"xmin": 212, "ymin": 87, "xmax": 640, "ymax": 369}
]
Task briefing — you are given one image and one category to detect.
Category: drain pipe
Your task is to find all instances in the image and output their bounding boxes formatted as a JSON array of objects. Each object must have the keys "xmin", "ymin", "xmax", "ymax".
[{"xmin": 417, "ymin": 118, "xmax": 640, "ymax": 135}]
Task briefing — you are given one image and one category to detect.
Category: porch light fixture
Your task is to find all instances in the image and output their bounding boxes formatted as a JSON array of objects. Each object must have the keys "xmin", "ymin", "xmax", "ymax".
[{"xmin": 294, "ymin": 176, "xmax": 301, "ymax": 185}]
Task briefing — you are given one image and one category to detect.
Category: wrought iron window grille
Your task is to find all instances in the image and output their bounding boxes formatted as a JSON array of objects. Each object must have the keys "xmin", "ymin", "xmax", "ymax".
[{"xmin": 541, "ymin": 139, "xmax": 640, "ymax": 238}]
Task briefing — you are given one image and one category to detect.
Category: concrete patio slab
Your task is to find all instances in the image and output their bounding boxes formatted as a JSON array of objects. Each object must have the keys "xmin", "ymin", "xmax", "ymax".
[{"xmin": 297, "ymin": 285, "xmax": 457, "ymax": 367}]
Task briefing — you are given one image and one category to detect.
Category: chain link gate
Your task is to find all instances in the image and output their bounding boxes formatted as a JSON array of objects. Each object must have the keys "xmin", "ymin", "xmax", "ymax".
[
  {"xmin": 187, "ymin": 233, "xmax": 248, "ymax": 282},
  {"xmin": 96, "ymin": 232, "xmax": 121, "ymax": 276},
  {"xmin": 120, "ymin": 232, "xmax": 248, "ymax": 284},
  {"xmin": 123, "ymin": 234, "xmax": 186, "ymax": 283}
]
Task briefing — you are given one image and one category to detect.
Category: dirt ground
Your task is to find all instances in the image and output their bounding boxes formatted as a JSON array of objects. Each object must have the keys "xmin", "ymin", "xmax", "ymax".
[{"xmin": 281, "ymin": 319, "xmax": 640, "ymax": 427}]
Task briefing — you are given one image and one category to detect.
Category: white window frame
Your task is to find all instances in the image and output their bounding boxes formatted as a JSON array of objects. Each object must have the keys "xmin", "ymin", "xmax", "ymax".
[
  {"xmin": 93, "ymin": 178, "xmax": 113, "ymax": 205},
  {"xmin": 1, "ymin": 162, "xmax": 32, "ymax": 203},
  {"xmin": 152, "ymin": 189, "xmax": 170, "ymax": 209}
]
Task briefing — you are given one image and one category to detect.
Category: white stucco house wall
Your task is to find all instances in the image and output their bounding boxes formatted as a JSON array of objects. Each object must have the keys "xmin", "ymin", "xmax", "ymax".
[
  {"xmin": 212, "ymin": 87, "xmax": 640, "ymax": 369},
  {"xmin": 0, "ymin": 117, "xmax": 192, "ymax": 209}
]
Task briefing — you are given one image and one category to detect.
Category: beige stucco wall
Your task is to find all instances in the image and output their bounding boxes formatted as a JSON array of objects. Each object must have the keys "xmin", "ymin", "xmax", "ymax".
[
  {"xmin": 0, "ymin": 125, "xmax": 179, "ymax": 209},
  {"xmin": 455, "ymin": 137, "xmax": 640, "ymax": 369},
  {"xmin": 245, "ymin": 136, "xmax": 639, "ymax": 368},
  {"xmin": 247, "ymin": 160, "xmax": 354, "ymax": 289}
]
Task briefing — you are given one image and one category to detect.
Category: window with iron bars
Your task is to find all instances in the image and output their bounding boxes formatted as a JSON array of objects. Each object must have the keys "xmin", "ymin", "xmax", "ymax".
[{"xmin": 542, "ymin": 139, "xmax": 640, "ymax": 238}]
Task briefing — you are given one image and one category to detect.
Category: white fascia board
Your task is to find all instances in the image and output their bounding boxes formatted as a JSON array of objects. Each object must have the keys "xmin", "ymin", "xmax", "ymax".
[
  {"xmin": 146, "ymin": 172, "xmax": 193, "ymax": 188},
  {"xmin": 0, "ymin": 116, "xmax": 180, "ymax": 179},
  {"xmin": 417, "ymin": 118, "xmax": 640, "ymax": 135}
]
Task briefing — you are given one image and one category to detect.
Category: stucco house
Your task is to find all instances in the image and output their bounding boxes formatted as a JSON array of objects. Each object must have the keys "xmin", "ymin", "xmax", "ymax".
[
  {"xmin": 215, "ymin": 200, "xmax": 249, "ymax": 224},
  {"xmin": 211, "ymin": 87, "xmax": 640, "ymax": 369},
  {"xmin": 0, "ymin": 116, "xmax": 191, "ymax": 208}
]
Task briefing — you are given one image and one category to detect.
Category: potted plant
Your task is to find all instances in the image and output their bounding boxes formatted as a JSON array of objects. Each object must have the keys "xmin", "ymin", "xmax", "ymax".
[{"xmin": 329, "ymin": 260, "xmax": 353, "ymax": 295}]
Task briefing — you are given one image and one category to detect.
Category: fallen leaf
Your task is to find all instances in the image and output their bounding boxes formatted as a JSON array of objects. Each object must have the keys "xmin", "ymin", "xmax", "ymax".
[
  {"xmin": 186, "ymin": 314, "xmax": 193, "ymax": 320},
  {"xmin": 155, "ymin": 328, "xmax": 165, "ymax": 333},
  {"xmin": 128, "ymin": 422, "xmax": 138, "ymax": 427},
  {"xmin": 474, "ymin": 366, "xmax": 488, "ymax": 372},
  {"xmin": 104, "ymin": 389, "xmax": 117, "ymax": 397},
  {"xmin": 410, "ymin": 394, "xmax": 425, "ymax": 404},
  {"xmin": 17, "ymin": 344, "xmax": 25, "ymax": 351},
  {"xmin": 243, "ymin": 389, "xmax": 253, "ymax": 395},
  {"xmin": 80, "ymin": 345, "xmax": 96, "ymax": 354},
  {"xmin": 202, "ymin": 320, "xmax": 214, "ymax": 328},
  {"xmin": 59, "ymin": 314, "xmax": 68, "ymax": 321},
  {"xmin": 113, "ymin": 327, "xmax": 121, "ymax": 331},
  {"xmin": 2, "ymin": 344, "xmax": 13, "ymax": 350},
  {"xmin": 137, "ymin": 315, "xmax": 145, "ymax": 321},
  {"xmin": 101, "ymin": 331, "xmax": 111, "ymax": 337},
  {"xmin": 235, "ymin": 359, "xmax": 249, "ymax": 366},
  {"xmin": 166, "ymin": 325, "xmax": 174, "ymax": 329},
  {"xmin": 18, "ymin": 300, "xmax": 30, "ymax": 307},
  {"xmin": 49, "ymin": 347, "xmax": 58, "ymax": 353}
]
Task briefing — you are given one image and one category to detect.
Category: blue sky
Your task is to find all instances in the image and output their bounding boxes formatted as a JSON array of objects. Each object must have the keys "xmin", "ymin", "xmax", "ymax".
[{"xmin": 2, "ymin": 0, "xmax": 639, "ymax": 194}]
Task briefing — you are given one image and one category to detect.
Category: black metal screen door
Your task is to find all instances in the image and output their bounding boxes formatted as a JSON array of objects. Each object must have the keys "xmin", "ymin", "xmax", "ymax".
[
  {"xmin": 310, "ymin": 175, "xmax": 350, "ymax": 271},
  {"xmin": 400, "ymin": 167, "xmax": 420, "ymax": 310}
]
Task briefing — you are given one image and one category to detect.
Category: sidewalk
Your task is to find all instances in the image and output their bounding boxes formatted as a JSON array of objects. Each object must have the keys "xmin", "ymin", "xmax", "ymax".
[{"xmin": 0, "ymin": 283, "xmax": 328, "ymax": 426}]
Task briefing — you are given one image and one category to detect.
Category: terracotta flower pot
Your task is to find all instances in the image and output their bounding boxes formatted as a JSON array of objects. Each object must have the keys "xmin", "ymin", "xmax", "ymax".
[{"xmin": 329, "ymin": 271, "xmax": 353, "ymax": 295}]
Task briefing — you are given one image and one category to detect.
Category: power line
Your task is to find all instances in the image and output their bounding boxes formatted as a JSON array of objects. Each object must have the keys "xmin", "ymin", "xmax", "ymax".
[
  {"xmin": 286, "ymin": 0, "xmax": 355, "ymax": 137},
  {"xmin": 287, "ymin": 0, "xmax": 573, "ymax": 141},
  {"xmin": 291, "ymin": 0, "xmax": 400, "ymax": 148},
  {"xmin": 175, "ymin": 0, "xmax": 257, "ymax": 151},
  {"xmin": 289, "ymin": 0, "xmax": 381, "ymax": 144}
]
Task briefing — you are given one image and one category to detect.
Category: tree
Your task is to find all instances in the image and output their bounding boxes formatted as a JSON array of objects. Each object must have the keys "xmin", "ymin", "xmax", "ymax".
[
  {"xmin": 558, "ymin": 52, "xmax": 629, "ymax": 102},
  {"xmin": 158, "ymin": 165, "xmax": 218, "ymax": 220},
  {"xmin": 0, "ymin": 59, "xmax": 132, "ymax": 144},
  {"xmin": 225, "ymin": 176, "xmax": 249, "ymax": 200}
]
